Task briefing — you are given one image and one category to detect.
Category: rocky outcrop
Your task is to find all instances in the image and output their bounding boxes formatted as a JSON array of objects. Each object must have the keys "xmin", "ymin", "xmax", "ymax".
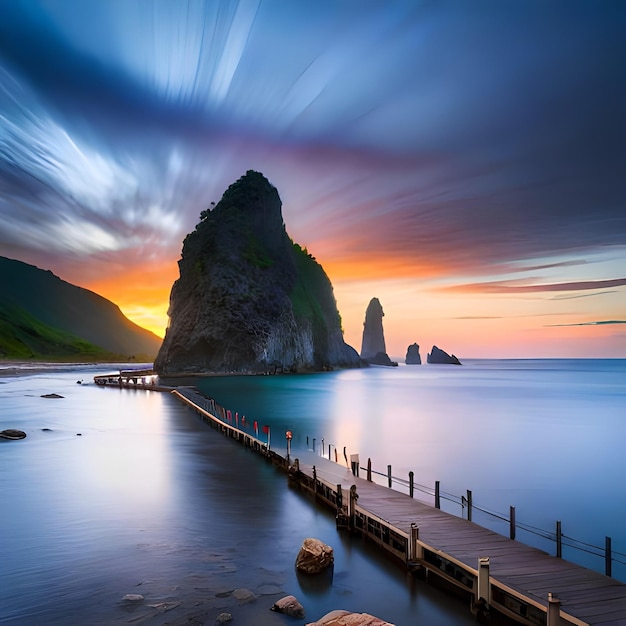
[
  {"xmin": 427, "ymin": 345, "xmax": 461, "ymax": 365},
  {"xmin": 306, "ymin": 610, "xmax": 395, "ymax": 626},
  {"xmin": 405, "ymin": 343, "xmax": 421, "ymax": 365},
  {"xmin": 360, "ymin": 298, "xmax": 386, "ymax": 359},
  {"xmin": 154, "ymin": 171, "xmax": 362, "ymax": 374},
  {"xmin": 295, "ymin": 538, "xmax": 334, "ymax": 574}
]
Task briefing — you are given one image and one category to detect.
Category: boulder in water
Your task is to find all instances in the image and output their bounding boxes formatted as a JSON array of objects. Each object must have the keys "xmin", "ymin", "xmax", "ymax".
[
  {"xmin": 295, "ymin": 538, "xmax": 334, "ymax": 574},
  {"xmin": 0, "ymin": 429, "xmax": 26, "ymax": 440}
]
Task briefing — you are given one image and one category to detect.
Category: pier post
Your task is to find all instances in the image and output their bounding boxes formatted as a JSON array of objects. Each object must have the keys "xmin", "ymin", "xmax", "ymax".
[
  {"xmin": 409, "ymin": 471, "xmax": 414, "ymax": 498},
  {"xmin": 547, "ymin": 593, "xmax": 561, "ymax": 626},
  {"xmin": 349, "ymin": 485, "xmax": 358, "ymax": 530},
  {"xmin": 510, "ymin": 506, "xmax": 516, "ymax": 540},
  {"xmin": 556, "ymin": 521, "xmax": 562, "ymax": 558},
  {"xmin": 387, "ymin": 465, "xmax": 392, "ymax": 488},
  {"xmin": 407, "ymin": 523, "xmax": 422, "ymax": 562},
  {"xmin": 350, "ymin": 454, "xmax": 360, "ymax": 477},
  {"xmin": 606, "ymin": 536, "xmax": 612, "ymax": 577},
  {"xmin": 367, "ymin": 458, "xmax": 372, "ymax": 481},
  {"xmin": 336, "ymin": 484, "xmax": 342, "ymax": 510},
  {"xmin": 467, "ymin": 490, "xmax": 473, "ymax": 522},
  {"xmin": 435, "ymin": 481, "xmax": 441, "ymax": 509},
  {"xmin": 313, "ymin": 466, "xmax": 317, "ymax": 500},
  {"xmin": 477, "ymin": 556, "xmax": 490, "ymax": 605}
]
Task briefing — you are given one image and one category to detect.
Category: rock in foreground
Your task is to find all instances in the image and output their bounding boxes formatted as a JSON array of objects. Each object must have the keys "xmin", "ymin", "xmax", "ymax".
[
  {"xmin": 271, "ymin": 595, "xmax": 305, "ymax": 618},
  {"xmin": 306, "ymin": 610, "xmax": 395, "ymax": 626},
  {"xmin": 155, "ymin": 171, "xmax": 362, "ymax": 374},
  {"xmin": 295, "ymin": 538, "xmax": 334, "ymax": 574}
]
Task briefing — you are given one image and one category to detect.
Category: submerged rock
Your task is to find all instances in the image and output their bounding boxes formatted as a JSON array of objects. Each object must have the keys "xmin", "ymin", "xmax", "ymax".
[{"xmin": 0, "ymin": 429, "xmax": 26, "ymax": 440}]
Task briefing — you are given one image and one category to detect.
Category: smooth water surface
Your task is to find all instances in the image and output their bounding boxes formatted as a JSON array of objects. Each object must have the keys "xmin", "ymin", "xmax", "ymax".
[
  {"xmin": 0, "ymin": 365, "xmax": 475, "ymax": 625},
  {"xmin": 194, "ymin": 359, "xmax": 626, "ymax": 579}
]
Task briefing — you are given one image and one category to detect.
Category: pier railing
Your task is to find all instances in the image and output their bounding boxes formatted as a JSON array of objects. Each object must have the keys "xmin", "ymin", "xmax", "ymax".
[{"xmin": 339, "ymin": 453, "xmax": 626, "ymax": 581}]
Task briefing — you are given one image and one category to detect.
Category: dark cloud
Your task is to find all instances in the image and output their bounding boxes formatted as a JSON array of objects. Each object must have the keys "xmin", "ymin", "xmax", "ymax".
[{"xmin": 0, "ymin": 0, "xmax": 624, "ymax": 283}]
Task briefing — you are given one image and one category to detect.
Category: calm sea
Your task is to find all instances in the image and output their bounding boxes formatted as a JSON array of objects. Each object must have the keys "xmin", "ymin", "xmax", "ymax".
[
  {"xmin": 1, "ymin": 359, "xmax": 624, "ymax": 624},
  {"xmin": 0, "ymin": 363, "xmax": 475, "ymax": 626}
]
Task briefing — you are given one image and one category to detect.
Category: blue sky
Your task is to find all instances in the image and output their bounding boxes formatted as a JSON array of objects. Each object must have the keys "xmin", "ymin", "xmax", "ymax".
[{"xmin": 1, "ymin": 0, "xmax": 624, "ymax": 357}]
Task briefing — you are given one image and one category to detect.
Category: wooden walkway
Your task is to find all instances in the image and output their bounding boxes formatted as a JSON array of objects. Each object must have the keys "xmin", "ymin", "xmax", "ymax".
[
  {"xmin": 292, "ymin": 450, "xmax": 626, "ymax": 626},
  {"xmin": 95, "ymin": 379, "xmax": 626, "ymax": 626}
]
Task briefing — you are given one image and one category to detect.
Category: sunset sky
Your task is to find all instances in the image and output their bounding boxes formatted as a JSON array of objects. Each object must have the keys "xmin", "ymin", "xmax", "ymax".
[{"xmin": 1, "ymin": 0, "xmax": 624, "ymax": 359}]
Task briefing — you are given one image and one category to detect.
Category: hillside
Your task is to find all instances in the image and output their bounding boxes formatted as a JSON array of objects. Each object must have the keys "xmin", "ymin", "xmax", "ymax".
[{"xmin": 0, "ymin": 256, "xmax": 162, "ymax": 360}]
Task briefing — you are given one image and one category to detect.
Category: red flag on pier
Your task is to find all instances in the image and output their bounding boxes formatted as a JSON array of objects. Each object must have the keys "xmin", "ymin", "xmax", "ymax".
[
  {"xmin": 226, "ymin": 409, "xmax": 232, "ymax": 422},
  {"xmin": 262, "ymin": 425, "xmax": 270, "ymax": 434},
  {"xmin": 253, "ymin": 420, "xmax": 258, "ymax": 436}
]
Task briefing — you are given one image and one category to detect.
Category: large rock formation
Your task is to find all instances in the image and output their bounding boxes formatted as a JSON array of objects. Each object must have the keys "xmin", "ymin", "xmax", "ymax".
[
  {"xmin": 405, "ymin": 343, "xmax": 421, "ymax": 365},
  {"xmin": 360, "ymin": 298, "xmax": 396, "ymax": 365},
  {"xmin": 427, "ymin": 345, "xmax": 461, "ymax": 365},
  {"xmin": 154, "ymin": 171, "xmax": 362, "ymax": 374}
]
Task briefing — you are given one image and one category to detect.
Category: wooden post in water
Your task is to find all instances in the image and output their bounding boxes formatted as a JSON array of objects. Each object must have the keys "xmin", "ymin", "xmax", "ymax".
[
  {"xmin": 477, "ymin": 556, "xmax": 490, "ymax": 605},
  {"xmin": 387, "ymin": 465, "xmax": 392, "ymax": 488},
  {"xmin": 349, "ymin": 485, "xmax": 358, "ymax": 530},
  {"xmin": 313, "ymin": 466, "xmax": 317, "ymax": 501},
  {"xmin": 367, "ymin": 458, "xmax": 372, "ymax": 481},
  {"xmin": 556, "ymin": 521, "xmax": 562, "ymax": 558},
  {"xmin": 467, "ymin": 490, "xmax": 473, "ymax": 522},
  {"xmin": 409, "ymin": 471, "xmax": 414, "ymax": 498},
  {"xmin": 407, "ymin": 523, "xmax": 421, "ymax": 562},
  {"xmin": 435, "ymin": 481, "xmax": 441, "ymax": 509},
  {"xmin": 510, "ymin": 506, "xmax": 516, "ymax": 540},
  {"xmin": 547, "ymin": 593, "xmax": 561, "ymax": 626},
  {"xmin": 606, "ymin": 536, "xmax": 612, "ymax": 577}
]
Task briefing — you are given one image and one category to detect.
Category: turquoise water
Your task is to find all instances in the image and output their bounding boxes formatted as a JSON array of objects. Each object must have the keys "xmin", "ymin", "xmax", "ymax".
[
  {"xmin": 0, "ymin": 364, "xmax": 476, "ymax": 625},
  {"xmin": 193, "ymin": 359, "xmax": 626, "ymax": 580}
]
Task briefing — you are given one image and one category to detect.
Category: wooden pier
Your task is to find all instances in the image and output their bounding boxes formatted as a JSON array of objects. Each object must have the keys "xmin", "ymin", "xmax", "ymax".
[{"xmin": 95, "ymin": 378, "xmax": 626, "ymax": 625}]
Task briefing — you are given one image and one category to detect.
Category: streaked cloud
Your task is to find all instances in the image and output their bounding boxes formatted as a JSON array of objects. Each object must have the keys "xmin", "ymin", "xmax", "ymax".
[{"xmin": 0, "ymin": 0, "xmax": 624, "ymax": 355}]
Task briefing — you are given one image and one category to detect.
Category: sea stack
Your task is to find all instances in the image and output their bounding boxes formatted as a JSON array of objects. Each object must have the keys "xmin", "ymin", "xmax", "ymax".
[
  {"xmin": 405, "ymin": 343, "xmax": 421, "ymax": 365},
  {"xmin": 154, "ymin": 171, "xmax": 362, "ymax": 374},
  {"xmin": 427, "ymin": 345, "xmax": 461, "ymax": 365},
  {"xmin": 360, "ymin": 298, "xmax": 397, "ymax": 366}
]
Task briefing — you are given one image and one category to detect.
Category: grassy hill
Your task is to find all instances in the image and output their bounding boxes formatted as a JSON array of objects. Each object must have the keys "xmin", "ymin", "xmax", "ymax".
[{"xmin": 0, "ymin": 256, "xmax": 162, "ymax": 361}]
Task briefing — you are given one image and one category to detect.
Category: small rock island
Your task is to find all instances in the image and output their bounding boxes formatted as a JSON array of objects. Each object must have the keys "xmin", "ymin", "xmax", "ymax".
[
  {"xmin": 360, "ymin": 298, "xmax": 397, "ymax": 366},
  {"xmin": 427, "ymin": 345, "xmax": 462, "ymax": 365}
]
